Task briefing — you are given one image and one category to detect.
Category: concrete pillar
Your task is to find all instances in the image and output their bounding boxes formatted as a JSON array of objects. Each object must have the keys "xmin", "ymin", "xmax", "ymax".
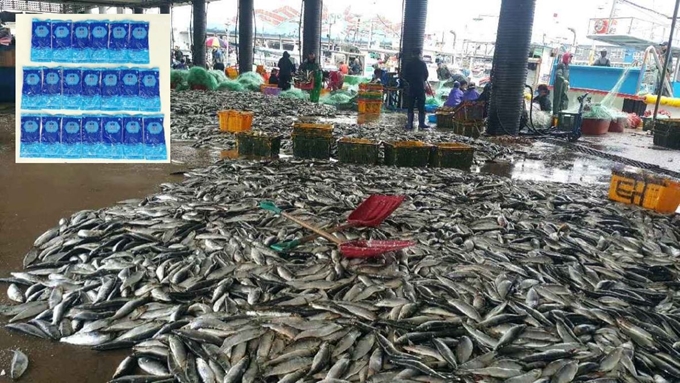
[
  {"xmin": 302, "ymin": 0, "xmax": 322, "ymax": 59},
  {"xmin": 400, "ymin": 0, "xmax": 428, "ymax": 70},
  {"xmin": 487, "ymin": 0, "xmax": 536, "ymax": 135},
  {"xmin": 238, "ymin": 0, "xmax": 254, "ymax": 73},
  {"xmin": 192, "ymin": 0, "xmax": 207, "ymax": 67},
  {"xmin": 98, "ymin": 6, "xmax": 107, "ymax": 14},
  {"xmin": 116, "ymin": 7, "xmax": 125, "ymax": 14},
  {"xmin": 133, "ymin": 7, "xmax": 144, "ymax": 14},
  {"xmin": 159, "ymin": 5, "xmax": 170, "ymax": 14}
]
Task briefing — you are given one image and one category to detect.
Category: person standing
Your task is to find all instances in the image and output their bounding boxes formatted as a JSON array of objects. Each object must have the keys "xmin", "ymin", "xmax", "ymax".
[
  {"xmin": 401, "ymin": 49, "xmax": 430, "ymax": 130},
  {"xmin": 350, "ymin": 58, "xmax": 362, "ymax": 75},
  {"xmin": 213, "ymin": 48, "xmax": 225, "ymax": 71},
  {"xmin": 553, "ymin": 53, "xmax": 572, "ymax": 113},
  {"xmin": 593, "ymin": 50, "xmax": 611, "ymax": 67},
  {"xmin": 277, "ymin": 51, "xmax": 295, "ymax": 91},
  {"xmin": 436, "ymin": 62, "xmax": 451, "ymax": 81}
]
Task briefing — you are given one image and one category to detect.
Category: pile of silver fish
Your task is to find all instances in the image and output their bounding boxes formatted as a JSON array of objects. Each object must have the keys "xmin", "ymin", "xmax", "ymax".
[
  {"xmin": 2, "ymin": 159, "xmax": 680, "ymax": 383},
  {"xmin": 170, "ymin": 91, "xmax": 513, "ymax": 162},
  {"xmin": 171, "ymin": 91, "xmax": 338, "ymax": 149}
]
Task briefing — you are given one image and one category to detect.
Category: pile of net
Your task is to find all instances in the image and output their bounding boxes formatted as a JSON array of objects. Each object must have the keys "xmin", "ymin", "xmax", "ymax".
[
  {"xmin": 279, "ymin": 87, "xmax": 309, "ymax": 100},
  {"xmin": 343, "ymin": 75, "xmax": 370, "ymax": 86},
  {"xmin": 208, "ymin": 70, "xmax": 229, "ymax": 84},
  {"xmin": 186, "ymin": 67, "xmax": 219, "ymax": 91},
  {"xmin": 217, "ymin": 79, "xmax": 245, "ymax": 92},
  {"xmin": 170, "ymin": 70, "xmax": 189, "ymax": 91},
  {"xmin": 237, "ymin": 72, "xmax": 265, "ymax": 92},
  {"xmin": 320, "ymin": 92, "xmax": 355, "ymax": 106}
]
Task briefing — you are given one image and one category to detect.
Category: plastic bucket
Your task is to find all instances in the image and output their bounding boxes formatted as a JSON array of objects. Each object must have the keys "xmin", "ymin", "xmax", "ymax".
[{"xmin": 581, "ymin": 118, "xmax": 610, "ymax": 135}]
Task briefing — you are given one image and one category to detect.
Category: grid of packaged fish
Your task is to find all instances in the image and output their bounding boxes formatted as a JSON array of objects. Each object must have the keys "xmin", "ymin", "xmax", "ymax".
[
  {"xmin": 31, "ymin": 18, "xmax": 150, "ymax": 64},
  {"xmin": 21, "ymin": 66, "xmax": 160, "ymax": 112},
  {"xmin": 20, "ymin": 113, "xmax": 166, "ymax": 160},
  {"xmin": 1, "ymin": 159, "xmax": 679, "ymax": 382}
]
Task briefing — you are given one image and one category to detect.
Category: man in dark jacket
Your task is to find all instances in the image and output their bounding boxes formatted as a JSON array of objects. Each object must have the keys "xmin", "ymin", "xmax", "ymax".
[
  {"xmin": 401, "ymin": 49, "xmax": 429, "ymax": 130},
  {"xmin": 533, "ymin": 84, "xmax": 552, "ymax": 112},
  {"xmin": 277, "ymin": 51, "xmax": 296, "ymax": 91}
]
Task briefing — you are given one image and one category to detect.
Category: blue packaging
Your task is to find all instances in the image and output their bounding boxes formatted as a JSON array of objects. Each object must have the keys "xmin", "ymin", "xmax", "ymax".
[
  {"xmin": 102, "ymin": 115, "xmax": 124, "ymax": 159},
  {"xmin": 128, "ymin": 21, "xmax": 150, "ymax": 64},
  {"xmin": 51, "ymin": 20, "xmax": 72, "ymax": 62},
  {"xmin": 143, "ymin": 115, "xmax": 167, "ymax": 160},
  {"xmin": 31, "ymin": 19, "xmax": 52, "ymax": 62},
  {"xmin": 21, "ymin": 67, "xmax": 42, "ymax": 110},
  {"xmin": 81, "ymin": 115, "xmax": 103, "ymax": 158},
  {"xmin": 40, "ymin": 115, "xmax": 62, "ymax": 158},
  {"xmin": 90, "ymin": 20, "xmax": 110, "ymax": 63},
  {"xmin": 61, "ymin": 115, "xmax": 82, "ymax": 158},
  {"xmin": 81, "ymin": 69, "xmax": 102, "ymax": 110},
  {"xmin": 109, "ymin": 21, "xmax": 130, "ymax": 63},
  {"xmin": 62, "ymin": 68, "xmax": 82, "ymax": 110},
  {"xmin": 138, "ymin": 68, "xmax": 161, "ymax": 112},
  {"xmin": 123, "ymin": 115, "xmax": 144, "ymax": 159},
  {"xmin": 101, "ymin": 68, "xmax": 120, "ymax": 111},
  {"xmin": 72, "ymin": 21, "xmax": 92, "ymax": 63},
  {"xmin": 119, "ymin": 67, "xmax": 139, "ymax": 111},
  {"xmin": 41, "ymin": 67, "xmax": 63, "ymax": 110},
  {"xmin": 20, "ymin": 115, "xmax": 41, "ymax": 158}
]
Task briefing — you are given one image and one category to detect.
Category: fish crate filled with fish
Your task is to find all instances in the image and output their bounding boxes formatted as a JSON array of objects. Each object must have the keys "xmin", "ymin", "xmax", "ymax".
[
  {"xmin": 292, "ymin": 122, "xmax": 334, "ymax": 138},
  {"xmin": 453, "ymin": 120, "xmax": 485, "ymax": 138},
  {"xmin": 384, "ymin": 141, "xmax": 433, "ymax": 167},
  {"xmin": 435, "ymin": 108, "xmax": 455, "ymax": 129},
  {"xmin": 608, "ymin": 167, "xmax": 680, "ymax": 213},
  {"xmin": 218, "ymin": 110, "xmax": 254, "ymax": 133},
  {"xmin": 454, "ymin": 101, "xmax": 486, "ymax": 121},
  {"xmin": 653, "ymin": 119, "xmax": 680, "ymax": 149},
  {"xmin": 359, "ymin": 83, "xmax": 384, "ymax": 92},
  {"xmin": 292, "ymin": 135, "xmax": 333, "ymax": 160},
  {"xmin": 430, "ymin": 142, "xmax": 475, "ymax": 170},
  {"xmin": 337, "ymin": 138, "xmax": 381, "ymax": 165},
  {"xmin": 358, "ymin": 100, "xmax": 382, "ymax": 114},
  {"xmin": 236, "ymin": 132, "xmax": 283, "ymax": 158}
]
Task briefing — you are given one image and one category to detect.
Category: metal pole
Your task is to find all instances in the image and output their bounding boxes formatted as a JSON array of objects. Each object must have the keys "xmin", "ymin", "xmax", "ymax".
[
  {"xmin": 238, "ymin": 0, "xmax": 254, "ymax": 73},
  {"xmin": 192, "ymin": 0, "xmax": 207, "ymax": 67},
  {"xmin": 653, "ymin": 0, "xmax": 680, "ymax": 122}
]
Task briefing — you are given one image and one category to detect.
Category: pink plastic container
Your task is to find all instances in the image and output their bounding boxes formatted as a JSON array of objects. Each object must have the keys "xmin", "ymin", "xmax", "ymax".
[{"xmin": 263, "ymin": 87, "xmax": 281, "ymax": 96}]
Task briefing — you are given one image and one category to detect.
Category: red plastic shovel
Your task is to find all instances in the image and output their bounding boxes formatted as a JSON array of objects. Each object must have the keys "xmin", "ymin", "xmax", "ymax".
[{"xmin": 260, "ymin": 200, "xmax": 414, "ymax": 258}]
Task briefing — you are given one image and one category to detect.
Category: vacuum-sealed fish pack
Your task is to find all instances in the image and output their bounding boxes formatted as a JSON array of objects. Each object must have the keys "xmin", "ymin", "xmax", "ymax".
[
  {"xmin": 71, "ymin": 21, "xmax": 92, "ymax": 63},
  {"xmin": 31, "ymin": 19, "xmax": 52, "ymax": 62},
  {"xmin": 21, "ymin": 67, "xmax": 43, "ymax": 110},
  {"xmin": 41, "ymin": 67, "xmax": 63, "ymax": 109},
  {"xmin": 51, "ymin": 20, "xmax": 72, "ymax": 62},
  {"xmin": 109, "ymin": 21, "xmax": 130, "ymax": 63},
  {"xmin": 90, "ymin": 20, "xmax": 110, "ymax": 63},
  {"xmin": 119, "ymin": 67, "xmax": 140, "ymax": 111},
  {"xmin": 100, "ymin": 68, "xmax": 121, "ymax": 111},
  {"xmin": 81, "ymin": 115, "xmax": 103, "ymax": 158},
  {"xmin": 62, "ymin": 68, "xmax": 83, "ymax": 110},
  {"xmin": 123, "ymin": 115, "xmax": 144, "ymax": 159},
  {"xmin": 40, "ymin": 114, "xmax": 62, "ymax": 158},
  {"xmin": 61, "ymin": 115, "xmax": 82, "ymax": 158},
  {"xmin": 81, "ymin": 68, "xmax": 102, "ymax": 110},
  {"xmin": 20, "ymin": 115, "xmax": 42, "ymax": 158},
  {"xmin": 138, "ymin": 68, "xmax": 161, "ymax": 112},
  {"xmin": 128, "ymin": 21, "xmax": 150, "ymax": 64},
  {"xmin": 143, "ymin": 115, "xmax": 167, "ymax": 160},
  {"xmin": 102, "ymin": 115, "xmax": 124, "ymax": 159}
]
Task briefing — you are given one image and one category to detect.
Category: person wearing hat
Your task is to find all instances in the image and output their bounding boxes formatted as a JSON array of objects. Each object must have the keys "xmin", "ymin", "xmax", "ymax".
[
  {"xmin": 593, "ymin": 49, "xmax": 611, "ymax": 67},
  {"xmin": 554, "ymin": 53, "xmax": 572, "ymax": 113},
  {"xmin": 444, "ymin": 81, "xmax": 464, "ymax": 108}
]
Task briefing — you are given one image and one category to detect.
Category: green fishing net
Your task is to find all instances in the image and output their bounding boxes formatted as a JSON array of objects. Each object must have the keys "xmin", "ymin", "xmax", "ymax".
[
  {"xmin": 217, "ymin": 79, "xmax": 245, "ymax": 92},
  {"xmin": 208, "ymin": 70, "xmax": 228, "ymax": 84},
  {"xmin": 187, "ymin": 67, "xmax": 219, "ymax": 90},
  {"xmin": 320, "ymin": 92, "xmax": 354, "ymax": 105},
  {"xmin": 344, "ymin": 75, "xmax": 370, "ymax": 86},
  {"xmin": 237, "ymin": 72, "xmax": 265, "ymax": 92},
  {"xmin": 280, "ymin": 87, "xmax": 309, "ymax": 100}
]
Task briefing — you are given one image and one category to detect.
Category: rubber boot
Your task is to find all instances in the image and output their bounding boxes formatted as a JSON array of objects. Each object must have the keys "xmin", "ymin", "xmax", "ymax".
[
  {"xmin": 405, "ymin": 111, "xmax": 414, "ymax": 130},
  {"xmin": 418, "ymin": 112, "xmax": 429, "ymax": 129}
]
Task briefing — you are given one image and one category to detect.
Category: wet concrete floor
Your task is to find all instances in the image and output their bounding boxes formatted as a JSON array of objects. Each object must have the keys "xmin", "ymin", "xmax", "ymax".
[
  {"xmin": 0, "ymin": 109, "xmax": 219, "ymax": 382},
  {"xmin": 0, "ymin": 106, "xmax": 676, "ymax": 381}
]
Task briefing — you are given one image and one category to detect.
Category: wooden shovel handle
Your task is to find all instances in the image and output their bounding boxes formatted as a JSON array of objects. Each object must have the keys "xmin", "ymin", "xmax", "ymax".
[{"xmin": 280, "ymin": 211, "xmax": 344, "ymax": 245}]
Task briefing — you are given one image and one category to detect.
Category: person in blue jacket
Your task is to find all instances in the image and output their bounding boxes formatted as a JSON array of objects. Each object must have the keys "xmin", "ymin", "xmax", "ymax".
[{"xmin": 444, "ymin": 81, "xmax": 464, "ymax": 108}]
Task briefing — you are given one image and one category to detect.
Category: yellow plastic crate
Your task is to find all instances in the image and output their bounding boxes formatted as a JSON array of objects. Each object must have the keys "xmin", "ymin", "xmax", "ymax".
[
  {"xmin": 358, "ymin": 100, "xmax": 382, "ymax": 114},
  {"xmin": 218, "ymin": 110, "xmax": 253, "ymax": 133},
  {"xmin": 608, "ymin": 168, "xmax": 680, "ymax": 213},
  {"xmin": 226, "ymin": 67, "xmax": 239, "ymax": 79}
]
